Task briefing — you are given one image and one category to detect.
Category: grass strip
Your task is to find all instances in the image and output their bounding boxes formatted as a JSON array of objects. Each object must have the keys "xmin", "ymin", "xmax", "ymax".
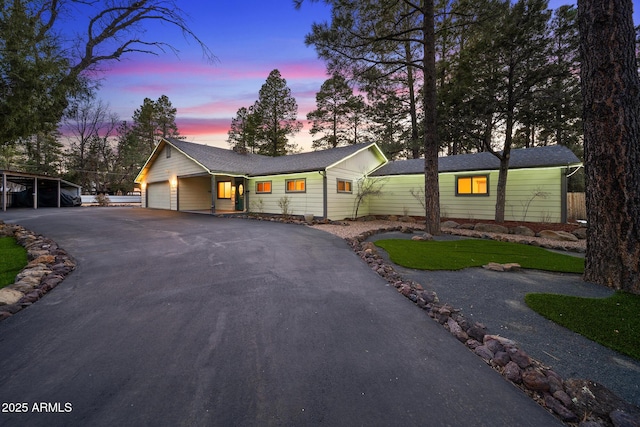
[
  {"xmin": 374, "ymin": 238, "xmax": 584, "ymax": 273},
  {"xmin": 525, "ymin": 292, "xmax": 640, "ymax": 360},
  {"xmin": 0, "ymin": 236, "xmax": 28, "ymax": 289}
]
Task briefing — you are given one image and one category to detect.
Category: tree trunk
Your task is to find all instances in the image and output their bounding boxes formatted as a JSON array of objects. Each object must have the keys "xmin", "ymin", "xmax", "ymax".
[
  {"xmin": 423, "ymin": 0, "xmax": 441, "ymax": 235},
  {"xmin": 495, "ymin": 110, "xmax": 514, "ymax": 223},
  {"xmin": 579, "ymin": 0, "xmax": 640, "ymax": 294}
]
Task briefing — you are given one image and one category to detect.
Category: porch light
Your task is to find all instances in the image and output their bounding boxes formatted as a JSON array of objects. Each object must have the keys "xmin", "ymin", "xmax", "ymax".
[{"xmin": 170, "ymin": 177, "xmax": 177, "ymax": 188}]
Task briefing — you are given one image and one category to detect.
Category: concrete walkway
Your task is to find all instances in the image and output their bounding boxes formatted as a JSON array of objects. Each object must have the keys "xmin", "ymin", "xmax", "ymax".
[{"xmin": 0, "ymin": 208, "xmax": 561, "ymax": 426}]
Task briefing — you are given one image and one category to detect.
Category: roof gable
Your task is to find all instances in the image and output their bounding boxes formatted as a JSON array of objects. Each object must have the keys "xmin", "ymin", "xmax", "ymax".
[
  {"xmin": 371, "ymin": 145, "xmax": 582, "ymax": 176},
  {"xmin": 139, "ymin": 139, "xmax": 386, "ymax": 178}
]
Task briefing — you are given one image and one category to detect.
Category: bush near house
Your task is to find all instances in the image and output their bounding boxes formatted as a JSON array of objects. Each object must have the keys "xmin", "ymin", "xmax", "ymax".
[{"xmin": 0, "ymin": 237, "xmax": 28, "ymax": 289}]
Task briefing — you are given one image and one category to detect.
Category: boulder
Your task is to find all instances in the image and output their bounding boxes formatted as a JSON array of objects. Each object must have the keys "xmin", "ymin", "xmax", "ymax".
[
  {"xmin": 503, "ymin": 361, "xmax": 522, "ymax": 383},
  {"xmin": 474, "ymin": 223, "xmax": 510, "ymax": 234},
  {"xmin": 0, "ymin": 288, "xmax": 24, "ymax": 306},
  {"xmin": 537, "ymin": 229, "xmax": 579, "ymax": 241},
  {"xmin": 411, "ymin": 233, "xmax": 433, "ymax": 241},
  {"xmin": 510, "ymin": 225, "xmax": 535, "ymax": 237},
  {"xmin": 441, "ymin": 220, "xmax": 460, "ymax": 229},
  {"xmin": 572, "ymin": 227, "xmax": 587, "ymax": 240},
  {"xmin": 522, "ymin": 369, "xmax": 550, "ymax": 391}
]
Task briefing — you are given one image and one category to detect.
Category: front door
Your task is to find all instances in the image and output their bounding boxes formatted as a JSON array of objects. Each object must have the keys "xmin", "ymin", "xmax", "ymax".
[{"xmin": 234, "ymin": 178, "xmax": 244, "ymax": 211}]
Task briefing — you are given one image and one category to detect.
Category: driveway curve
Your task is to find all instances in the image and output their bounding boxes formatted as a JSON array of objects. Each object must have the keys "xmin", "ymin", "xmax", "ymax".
[{"xmin": 0, "ymin": 208, "xmax": 560, "ymax": 426}]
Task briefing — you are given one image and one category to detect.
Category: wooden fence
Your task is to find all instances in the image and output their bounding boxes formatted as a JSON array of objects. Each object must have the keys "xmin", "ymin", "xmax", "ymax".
[{"xmin": 567, "ymin": 192, "xmax": 586, "ymax": 222}]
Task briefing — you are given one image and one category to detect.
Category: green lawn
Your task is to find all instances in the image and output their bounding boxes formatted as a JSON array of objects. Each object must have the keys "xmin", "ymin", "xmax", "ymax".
[
  {"xmin": 0, "ymin": 236, "xmax": 28, "ymax": 289},
  {"xmin": 525, "ymin": 292, "xmax": 640, "ymax": 360},
  {"xmin": 374, "ymin": 238, "xmax": 584, "ymax": 273}
]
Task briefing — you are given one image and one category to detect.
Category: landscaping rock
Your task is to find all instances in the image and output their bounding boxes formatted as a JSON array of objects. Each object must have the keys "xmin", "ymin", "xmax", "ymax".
[
  {"xmin": 474, "ymin": 345, "xmax": 494, "ymax": 361},
  {"xmin": 510, "ymin": 225, "xmax": 536, "ymax": 237},
  {"xmin": 411, "ymin": 233, "xmax": 433, "ymax": 241},
  {"xmin": 503, "ymin": 361, "xmax": 522, "ymax": 383},
  {"xmin": 522, "ymin": 369, "xmax": 550, "ymax": 392},
  {"xmin": 572, "ymin": 227, "xmax": 587, "ymax": 240},
  {"xmin": 441, "ymin": 220, "xmax": 460, "ymax": 229},
  {"xmin": 537, "ymin": 229, "xmax": 579, "ymax": 241},
  {"xmin": 509, "ymin": 348, "xmax": 532, "ymax": 369},
  {"xmin": 544, "ymin": 394, "xmax": 578, "ymax": 422},
  {"xmin": 483, "ymin": 262, "xmax": 521, "ymax": 272},
  {"xmin": 0, "ymin": 288, "xmax": 24, "ymax": 305},
  {"xmin": 467, "ymin": 322, "xmax": 487, "ymax": 342},
  {"xmin": 474, "ymin": 223, "xmax": 510, "ymax": 234}
]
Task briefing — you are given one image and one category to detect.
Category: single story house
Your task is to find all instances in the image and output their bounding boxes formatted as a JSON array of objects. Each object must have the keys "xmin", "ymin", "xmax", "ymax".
[{"xmin": 134, "ymin": 138, "xmax": 581, "ymax": 223}]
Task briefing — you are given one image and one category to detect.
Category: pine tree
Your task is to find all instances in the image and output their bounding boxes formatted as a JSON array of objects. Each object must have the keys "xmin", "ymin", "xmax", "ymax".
[
  {"xmin": 579, "ymin": 0, "xmax": 640, "ymax": 294},
  {"xmin": 307, "ymin": 74, "xmax": 365, "ymax": 149},
  {"xmin": 228, "ymin": 106, "xmax": 259, "ymax": 153},
  {"xmin": 253, "ymin": 69, "xmax": 302, "ymax": 156}
]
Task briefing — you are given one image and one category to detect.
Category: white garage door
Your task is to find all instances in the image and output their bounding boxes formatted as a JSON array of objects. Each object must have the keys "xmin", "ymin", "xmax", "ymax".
[{"xmin": 147, "ymin": 182, "xmax": 170, "ymax": 209}]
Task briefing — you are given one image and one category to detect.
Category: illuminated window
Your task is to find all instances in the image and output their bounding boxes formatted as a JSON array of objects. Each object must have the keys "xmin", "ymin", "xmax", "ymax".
[
  {"xmin": 286, "ymin": 179, "xmax": 306, "ymax": 193},
  {"xmin": 256, "ymin": 181, "xmax": 272, "ymax": 194},
  {"xmin": 217, "ymin": 181, "xmax": 231, "ymax": 199},
  {"xmin": 337, "ymin": 179, "xmax": 352, "ymax": 193},
  {"xmin": 456, "ymin": 175, "xmax": 489, "ymax": 196}
]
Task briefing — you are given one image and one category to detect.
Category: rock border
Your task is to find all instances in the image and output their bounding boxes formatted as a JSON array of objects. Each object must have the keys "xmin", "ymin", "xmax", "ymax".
[
  {"xmin": 0, "ymin": 221, "xmax": 76, "ymax": 321},
  {"xmin": 346, "ymin": 226, "xmax": 640, "ymax": 427}
]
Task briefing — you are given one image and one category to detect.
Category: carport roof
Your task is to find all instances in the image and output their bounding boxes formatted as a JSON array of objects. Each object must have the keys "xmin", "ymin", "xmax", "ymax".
[
  {"xmin": 370, "ymin": 145, "xmax": 582, "ymax": 176},
  {"xmin": 165, "ymin": 138, "xmax": 385, "ymax": 176}
]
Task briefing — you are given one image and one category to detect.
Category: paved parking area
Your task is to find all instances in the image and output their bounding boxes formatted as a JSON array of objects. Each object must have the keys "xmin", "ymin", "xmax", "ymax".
[{"xmin": 0, "ymin": 208, "xmax": 560, "ymax": 426}]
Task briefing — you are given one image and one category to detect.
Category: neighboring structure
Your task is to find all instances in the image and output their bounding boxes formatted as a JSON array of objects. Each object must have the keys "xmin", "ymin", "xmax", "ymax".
[
  {"xmin": 1, "ymin": 170, "xmax": 82, "ymax": 211},
  {"xmin": 135, "ymin": 138, "xmax": 582, "ymax": 223}
]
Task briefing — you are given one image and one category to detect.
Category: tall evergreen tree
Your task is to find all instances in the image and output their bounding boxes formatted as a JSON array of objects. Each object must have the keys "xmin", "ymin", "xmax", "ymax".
[
  {"xmin": 301, "ymin": 0, "xmax": 441, "ymax": 234},
  {"xmin": 0, "ymin": 0, "xmax": 72, "ymax": 146},
  {"xmin": 579, "ymin": 0, "xmax": 640, "ymax": 294},
  {"xmin": 227, "ymin": 106, "xmax": 259, "ymax": 153},
  {"xmin": 253, "ymin": 69, "xmax": 302, "ymax": 156},
  {"xmin": 132, "ymin": 95, "xmax": 181, "ymax": 154},
  {"xmin": 307, "ymin": 74, "xmax": 365, "ymax": 149},
  {"xmin": 446, "ymin": 0, "xmax": 554, "ymax": 222}
]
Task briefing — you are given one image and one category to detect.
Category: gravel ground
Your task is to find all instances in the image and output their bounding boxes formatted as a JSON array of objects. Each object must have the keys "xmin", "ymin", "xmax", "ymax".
[{"xmin": 310, "ymin": 220, "xmax": 640, "ymax": 407}]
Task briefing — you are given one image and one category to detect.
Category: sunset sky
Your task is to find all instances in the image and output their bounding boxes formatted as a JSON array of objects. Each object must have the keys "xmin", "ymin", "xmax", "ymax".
[{"xmin": 88, "ymin": 0, "xmax": 638, "ymax": 152}]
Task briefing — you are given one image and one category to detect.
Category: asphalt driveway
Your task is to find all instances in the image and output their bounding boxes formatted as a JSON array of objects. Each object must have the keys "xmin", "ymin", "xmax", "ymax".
[{"xmin": 0, "ymin": 208, "xmax": 560, "ymax": 426}]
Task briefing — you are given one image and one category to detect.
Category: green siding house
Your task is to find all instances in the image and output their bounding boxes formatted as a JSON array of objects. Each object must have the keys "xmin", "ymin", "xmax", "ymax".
[{"xmin": 135, "ymin": 138, "xmax": 581, "ymax": 223}]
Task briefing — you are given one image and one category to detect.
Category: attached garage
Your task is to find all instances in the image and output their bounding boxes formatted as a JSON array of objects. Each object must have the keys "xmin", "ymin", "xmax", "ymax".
[
  {"xmin": 146, "ymin": 182, "xmax": 171, "ymax": 209},
  {"xmin": 178, "ymin": 175, "xmax": 212, "ymax": 211}
]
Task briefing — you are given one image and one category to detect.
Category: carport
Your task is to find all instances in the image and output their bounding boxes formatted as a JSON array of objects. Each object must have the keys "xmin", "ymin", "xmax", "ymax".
[{"xmin": 1, "ymin": 170, "xmax": 82, "ymax": 211}]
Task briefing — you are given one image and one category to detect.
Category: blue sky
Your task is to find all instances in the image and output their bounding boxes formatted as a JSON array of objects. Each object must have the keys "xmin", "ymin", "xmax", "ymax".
[{"xmin": 87, "ymin": 0, "xmax": 638, "ymax": 152}]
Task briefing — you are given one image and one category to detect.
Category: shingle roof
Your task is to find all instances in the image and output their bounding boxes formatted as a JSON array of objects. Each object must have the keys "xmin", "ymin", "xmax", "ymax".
[
  {"xmin": 371, "ymin": 145, "xmax": 581, "ymax": 176},
  {"xmin": 167, "ymin": 139, "xmax": 383, "ymax": 176}
]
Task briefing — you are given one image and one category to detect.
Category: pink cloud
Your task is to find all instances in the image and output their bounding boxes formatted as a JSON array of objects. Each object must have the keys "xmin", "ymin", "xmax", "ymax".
[{"xmin": 177, "ymin": 117, "xmax": 230, "ymax": 137}]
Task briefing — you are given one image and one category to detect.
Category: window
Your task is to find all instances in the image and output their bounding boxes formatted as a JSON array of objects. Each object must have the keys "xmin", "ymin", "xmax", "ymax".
[
  {"xmin": 166, "ymin": 145, "xmax": 171, "ymax": 158},
  {"xmin": 217, "ymin": 181, "xmax": 231, "ymax": 199},
  {"xmin": 456, "ymin": 175, "xmax": 489, "ymax": 196},
  {"xmin": 256, "ymin": 181, "xmax": 272, "ymax": 194},
  {"xmin": 337, "ymin": 179, "xmax": 352, "ymax": 193},
  {"xmin": 286, "ymin": 179, "xmax": 306, "ymax": 193}
]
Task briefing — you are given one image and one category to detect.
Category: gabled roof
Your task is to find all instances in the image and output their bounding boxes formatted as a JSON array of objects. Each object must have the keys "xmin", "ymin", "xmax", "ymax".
[
  {"xmin": 136, "ymin": 139, "xmax": 387, "ymax": 182},
  {"xmin": 371, "ymin": 145, "xmax": 582, "ymax": 176},
  {"xmin": 168, "ymin": 138, "xmax": 268, "ymax": 175}
]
